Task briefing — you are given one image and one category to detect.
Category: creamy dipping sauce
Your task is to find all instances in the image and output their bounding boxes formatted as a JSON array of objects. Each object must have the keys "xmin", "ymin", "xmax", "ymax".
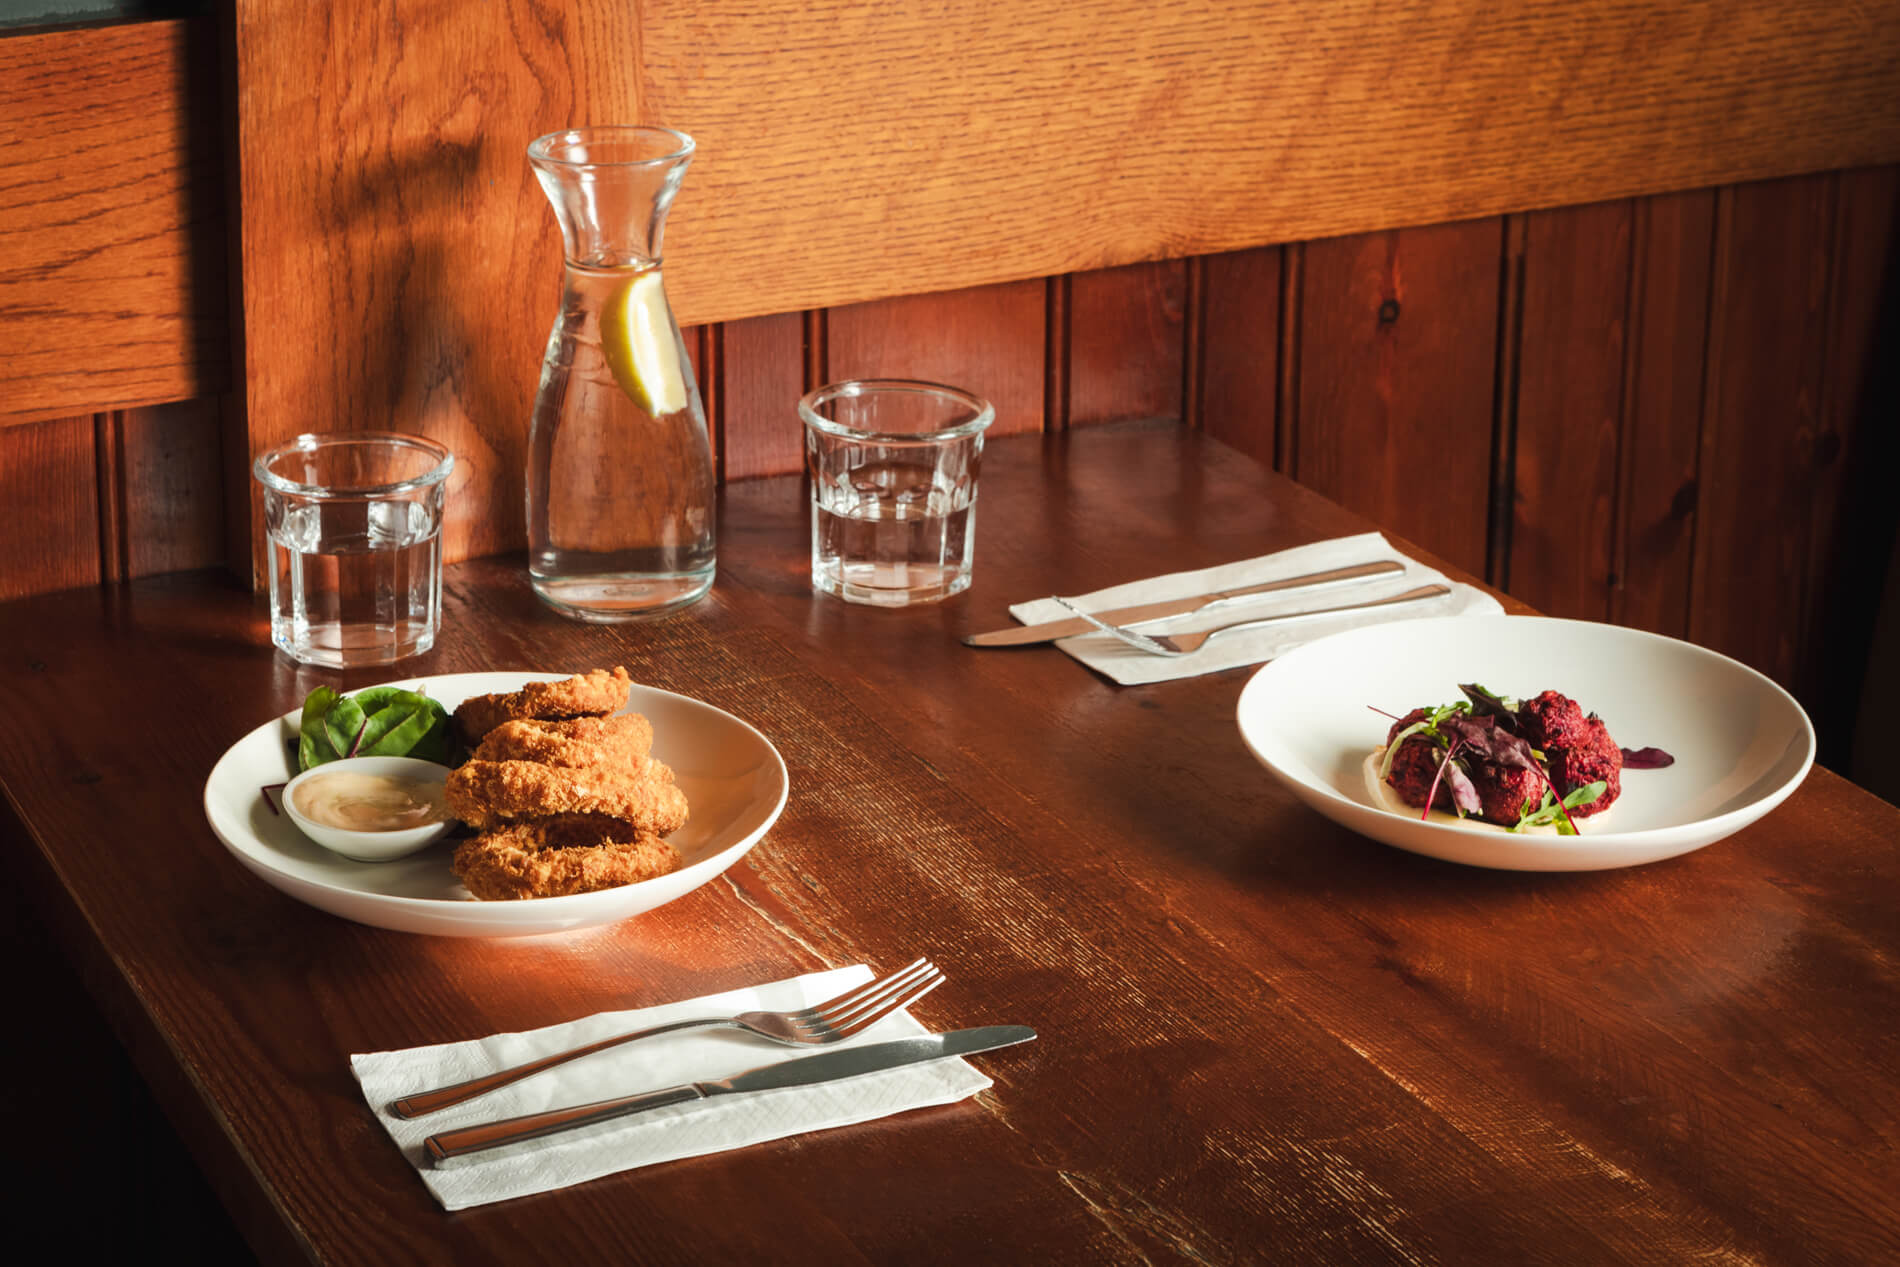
[
  {"xmin": 292, "ymin": 772, "xmax": 447, "ymax": 832},
  {"xmin": 1362, "ymin": 750, "xmax": 1612, "ymax": 836}
]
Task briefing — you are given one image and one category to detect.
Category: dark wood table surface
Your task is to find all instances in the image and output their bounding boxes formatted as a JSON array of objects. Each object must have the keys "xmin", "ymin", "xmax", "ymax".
[{"xmin": 2, "ymin": 422, "xmax": 1896, "ymax": 1265}]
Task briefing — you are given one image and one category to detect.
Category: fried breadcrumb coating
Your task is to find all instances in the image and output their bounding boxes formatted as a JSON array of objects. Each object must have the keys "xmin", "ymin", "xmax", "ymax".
[
  {"xmin": 445, "ymin": 758, "xmax": 687, "ymax": 834},
  {"xmin": 452, "ymin": 816, "xmax": 680, "ymax": 899},
  {"xmin": 472, "ymin": 714, "xmax": 656, "ymax": 769},
  {"xmin": 452, "ymin": 668, "xmax": 633, "ymax": 745}
]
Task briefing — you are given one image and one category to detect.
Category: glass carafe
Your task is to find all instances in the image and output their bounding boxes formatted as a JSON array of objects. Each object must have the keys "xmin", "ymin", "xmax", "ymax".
[{"xmin": 525, "ymin": 125, "xmax": 714, "ymax": 620}]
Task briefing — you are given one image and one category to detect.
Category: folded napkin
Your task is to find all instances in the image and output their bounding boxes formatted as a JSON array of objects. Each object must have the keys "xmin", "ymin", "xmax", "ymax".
[
  {"xmin": 352, "ymin": 966, "xmax": 988, "ymax": 1210},
  {"xmin": 1010, "ymin": 532, "xmax": 1504, "ymax": 686}
]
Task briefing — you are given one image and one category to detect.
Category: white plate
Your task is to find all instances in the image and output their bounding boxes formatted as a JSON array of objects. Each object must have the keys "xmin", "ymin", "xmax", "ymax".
[
  {"xmin": 203, "ymin": 673, "xmax": 789, "ymax": 936},
  {"xmin": 1236, "ymin": 616, "xmax": 1815, "ymax": 871}
]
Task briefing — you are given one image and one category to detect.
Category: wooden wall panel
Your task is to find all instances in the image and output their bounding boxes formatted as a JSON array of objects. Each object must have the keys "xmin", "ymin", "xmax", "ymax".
[
  {"xmin": 718, "ymin": 312, "xmax": 808, "ymax": 481},
  {"xmin": 1612, "ymin": 190, "xmax": 1716, "ymax": 641},
  {"xmin": 824, "ymin": 280, "xmax": 1046, "ymax": 437},
  {"xmin": 1291, "ymin": 222, "xmax": 1504, "ymax": 579},
  {"xmin": 0, "ymin": 416, "xmax": 99, "ymax": 600},
  {"xmin": 222, "ymin": 0, "xmax": 1900, "ymax": 582},
  {"xmin": 1066, "ymin": 261, "xmax": 1185, "ymax": 428},
  {"xmin": 1196, "ymin": 247, "xmax": 1283, "ymax": 469},
  {"xmin": 641, "ymin": 0, "xmax": 1900, "ymax": 324},
  {"xmin": 0, "ymin": 20, "xmax": 226, "ymax": 425},
  {"xmin": 230, "ymin": 0, "xmax": 651, "ymax": 569},
  {"xmin": 1691, "ymin": 175, "xmax": 1837, "ymax": 686},
  {"xmin": 1805, "ymin": 166, "xmax": 1900, "ymax": 764},
  {"xmin": 120, "ymin": 399, "xmax": 227, "ymax": 580},
  {"xmin": 1506, "ymin": 201, "xmax": 1632, "ymax": 619}
]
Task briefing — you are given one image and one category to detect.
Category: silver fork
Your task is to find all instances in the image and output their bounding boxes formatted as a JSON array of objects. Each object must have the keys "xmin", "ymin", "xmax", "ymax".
[
  {"xmin": 1052, "ymin": 584, "xmax": 1451, "ymax": 657},
  {"xmin": 389, "ymin": 957, "xmax": 944, "ymax": 1118}
]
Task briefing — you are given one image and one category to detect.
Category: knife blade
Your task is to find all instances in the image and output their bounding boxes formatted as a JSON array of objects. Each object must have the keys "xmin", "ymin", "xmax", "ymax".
[
  {"xmin": 964, "ymin": 559, "xmax": 1407, "ymax": 647},
  {"xmin": 425, "ymin": 1025, "xmax": 1037, "ymax": 1167}
]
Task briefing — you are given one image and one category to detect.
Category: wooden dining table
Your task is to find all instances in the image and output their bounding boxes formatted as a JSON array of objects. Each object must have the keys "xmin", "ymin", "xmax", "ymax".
[{"xmin": 1, "ymin": 420, "xmax": 1895, "ymax": 1265}]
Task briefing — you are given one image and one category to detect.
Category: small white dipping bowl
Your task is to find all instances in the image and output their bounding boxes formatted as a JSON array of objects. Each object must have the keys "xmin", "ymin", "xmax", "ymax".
[{"xmin": 281, "ymin": 756, "xmax": 455, "ymax": 862}]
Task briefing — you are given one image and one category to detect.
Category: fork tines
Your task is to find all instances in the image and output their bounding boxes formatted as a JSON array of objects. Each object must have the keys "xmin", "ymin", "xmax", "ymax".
[{"xmin": 801, "ymin": 957, "xmax": 943, "ymax": 1041}]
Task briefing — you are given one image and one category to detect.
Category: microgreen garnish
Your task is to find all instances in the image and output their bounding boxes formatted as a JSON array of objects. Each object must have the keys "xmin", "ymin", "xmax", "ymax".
[
  {"xmin": 1422, "ymin": 739, "xmax": 1482, "ymax": 819},
  {"xmin": 1376, "ymin": 702, "xmax": 1469, "ymax": 783},
  {"xmin": 1621, "ymin": 746, "xmax": 1675, "ymax": 769},
  {"xmin": 1458, "ymin": 683, "xmax": 1518, "ymax": 728},
  {"xmin": 1514, "ymin": 781, "xmax": 1606, "ymax": 834}
]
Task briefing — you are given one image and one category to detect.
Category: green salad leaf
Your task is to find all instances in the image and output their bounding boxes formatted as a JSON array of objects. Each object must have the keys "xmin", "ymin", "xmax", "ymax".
[{"xmin": 296, "ymin": 685, "xmax": 452, "ymax": 771}]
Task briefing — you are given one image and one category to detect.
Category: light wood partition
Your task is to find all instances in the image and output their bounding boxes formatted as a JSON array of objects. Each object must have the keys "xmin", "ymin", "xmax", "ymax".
[
  {"xmin": 0, "ymin": 20, "xmax": 227, "ymax": 425},
  {"xmin": 227, "ymin": 0, "xmax": 1900, "ymax": 564}
]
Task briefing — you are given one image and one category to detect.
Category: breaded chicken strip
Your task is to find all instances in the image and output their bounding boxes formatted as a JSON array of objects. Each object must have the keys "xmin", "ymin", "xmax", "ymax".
[
  {"xmin": 445, "ymin": 758, "xmax": 688, "ymax": 833},
  {"xmin": 471, "ymin": 713, "xmax": 655, "ymax": 769},
  {"xmin": 452, "ymin": 668, "xmax": 633, "ymax": 744},
  {"xmin": 453, "ymin": 816, "xmax": 680, "ymax": 899}
]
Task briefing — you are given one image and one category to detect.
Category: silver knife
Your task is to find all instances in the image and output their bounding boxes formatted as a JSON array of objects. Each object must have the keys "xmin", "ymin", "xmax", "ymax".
[
  {"xmin": 424, "ymin": 1025, "xmax": 1037, "ymax": 1167},
  {"xmin": 964, "ymin": 559, "xmax": 1407, "ymax": 647}
]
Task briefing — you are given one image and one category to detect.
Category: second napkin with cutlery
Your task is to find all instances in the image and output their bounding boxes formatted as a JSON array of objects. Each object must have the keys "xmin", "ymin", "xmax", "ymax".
[
  {"xmin": 1010, "ymin": 531, "xmax": 1503, "ymax": 685},
  {"xmin": 351, "ymin": 966, "xmax": 989, "ymax": 1210}
]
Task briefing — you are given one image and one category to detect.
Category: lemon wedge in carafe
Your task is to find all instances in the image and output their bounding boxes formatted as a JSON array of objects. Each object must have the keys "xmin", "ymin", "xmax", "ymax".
[{"xmin": 599, "ymin": 270, "xmax": 688, "ymax": 417}]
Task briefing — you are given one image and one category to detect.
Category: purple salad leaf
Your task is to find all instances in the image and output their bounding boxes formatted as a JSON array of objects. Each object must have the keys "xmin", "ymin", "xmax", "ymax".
[{"xmin": 1621, "ymin": 746, "xmax": 1675, "ymax": 769}]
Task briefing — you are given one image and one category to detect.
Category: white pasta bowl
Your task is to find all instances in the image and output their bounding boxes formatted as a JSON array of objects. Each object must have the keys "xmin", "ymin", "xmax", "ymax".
[{"xmin": 1235, "ymin": 615, "xmax": 1815, "ymax": 871}]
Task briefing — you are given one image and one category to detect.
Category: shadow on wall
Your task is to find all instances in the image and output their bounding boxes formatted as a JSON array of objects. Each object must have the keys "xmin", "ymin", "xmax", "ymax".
[{"xmin": 1839, "ymin": 213, "xmax": 1900, "ymax": 807}]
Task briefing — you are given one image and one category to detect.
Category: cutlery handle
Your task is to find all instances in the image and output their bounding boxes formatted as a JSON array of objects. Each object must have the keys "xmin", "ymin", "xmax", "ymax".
[
  {"xmin": 390, "ymin": 1016, "xmax": 717, "ymax": 1118},
  {"xmin": 1205, "ymin": 559, "xmax": 1405, "ymax": 610},
  {"xmin": 425, "ymin": 1083, "xmax": 707, "ymax": 1167},
  {"xmin": 1206, "ymin": 583, "xmax": 1449, "ymax": 641}
]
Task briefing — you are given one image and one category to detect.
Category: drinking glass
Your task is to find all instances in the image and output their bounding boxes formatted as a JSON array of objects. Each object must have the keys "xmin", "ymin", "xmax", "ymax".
[
  {"xmin": 254, "ymin": 432, "xmax": 454, "ymax": 669},
  {"xmin": 800, "ymin": 380, "xmax": 994, "ymax": 606}
]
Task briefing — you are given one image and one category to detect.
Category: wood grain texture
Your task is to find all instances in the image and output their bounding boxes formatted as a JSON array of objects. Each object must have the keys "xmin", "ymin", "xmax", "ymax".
[
  {"xmin": 230, "ymin": 0, "xmax": 649, "ymax": 568},
  {"xmin": 0, "ymin": 414, "xmax": 98, "ymax": 598},
  {"xmin": 1692, "ymin": 175, "xmax": 1837, "ymax": 687},
  {"xmin": 122, "ymin": 398, "xmax": 228, "ymax": 579},
  {"xmin": 1196, "ymin": 245, "xmax": 1284, "ymax": 466},
  {"xmin": 1292, "ymin": 220, "xmax": 1504, "ymax": 579},
  {"xmin": 1507, "ymin": 201, "xmax": 1632, "ymax": 619},
  {"xmin": 1805, "ymin": 165, "xmax": 1900, "ymax": 766},
  {"xmin": 226, "ymin": 0, "xmax": 1900, "ymax": 579},
  {"xmin": 642, "ymin": 0, "xmax": 1900, "ymax": 323},
  {"xmin": 1613, "ymin": 190, "xmax": 1716, "ymax": 640},
  {"xmin": 3, "ymin": 424, "xmax": 1899, "ymax": 1262},
  {"xmin": 824, "ymin": 279, "xmax": 1045, "ymax": 436},
  {"xmin": 0, "ymin": 19, "xmax": 228, "ymax": 424},
  {"xmin": 1066, "ymin": 260, "xmax": 1185, "ymax": 427},
  {"xmin": 718, "ymin": 311, "xmax": 807, "ymax": 480}
]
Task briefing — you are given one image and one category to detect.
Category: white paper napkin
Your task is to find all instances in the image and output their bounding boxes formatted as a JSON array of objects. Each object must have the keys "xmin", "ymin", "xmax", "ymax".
[
  {"xmin": 1010, "ymin": 532, "xmax": 1505, "ymax": 685},
  {"xmin": 352, "ymin": 966, "xmax": 989, "ymax": 1210}
]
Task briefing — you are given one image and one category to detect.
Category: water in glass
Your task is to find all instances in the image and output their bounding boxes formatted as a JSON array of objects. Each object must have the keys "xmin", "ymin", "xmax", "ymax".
[
  {"xmin": 267, "ymin": 499, "xmax": 443, "ymax": 669},
  {"xmin": 812, "ymin": 460, "xmax": 975, "ymax": 605}
]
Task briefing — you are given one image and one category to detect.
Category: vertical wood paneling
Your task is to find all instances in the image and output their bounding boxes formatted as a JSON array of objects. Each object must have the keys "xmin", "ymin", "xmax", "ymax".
[
  {"xmin": 0, "ymin": 416, "xmax": 99, "ymax": 600},
  {"xmin": 825, "ymin": 280, "xmax": 1046, "ymax": 437},
  {"xmin": 1293, "ymin": 221, "xmax": 1504, "ymax": 579},
  {"xmin": 1692, "ymin": 175, "xmax": 1837, "ymax": 687},
  {"xmin": 1197, "ymin": 246, "xmax": 1283, "ymax": 468},
  {"xmin": 1067, "ymin": 261, "xmax": 1186, "ymax": 427},
  {"xmin": 1807, "ymin": 166, "xmax": 1900, "ymax": 763},
  {"xmin": 1508, "ymin": 201, "xmax": 1632, "ymax": 620},
  {"xmin": 1614, "ymin": 190, "xmax": 1716, "ymax": 640},
  {"xmin": 719, "ymin": 311, "xmax": 808, "ymax": 480},
  {"xmin": 122, "ymin": 399, "xmax": 227, "ymax": 580}
]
